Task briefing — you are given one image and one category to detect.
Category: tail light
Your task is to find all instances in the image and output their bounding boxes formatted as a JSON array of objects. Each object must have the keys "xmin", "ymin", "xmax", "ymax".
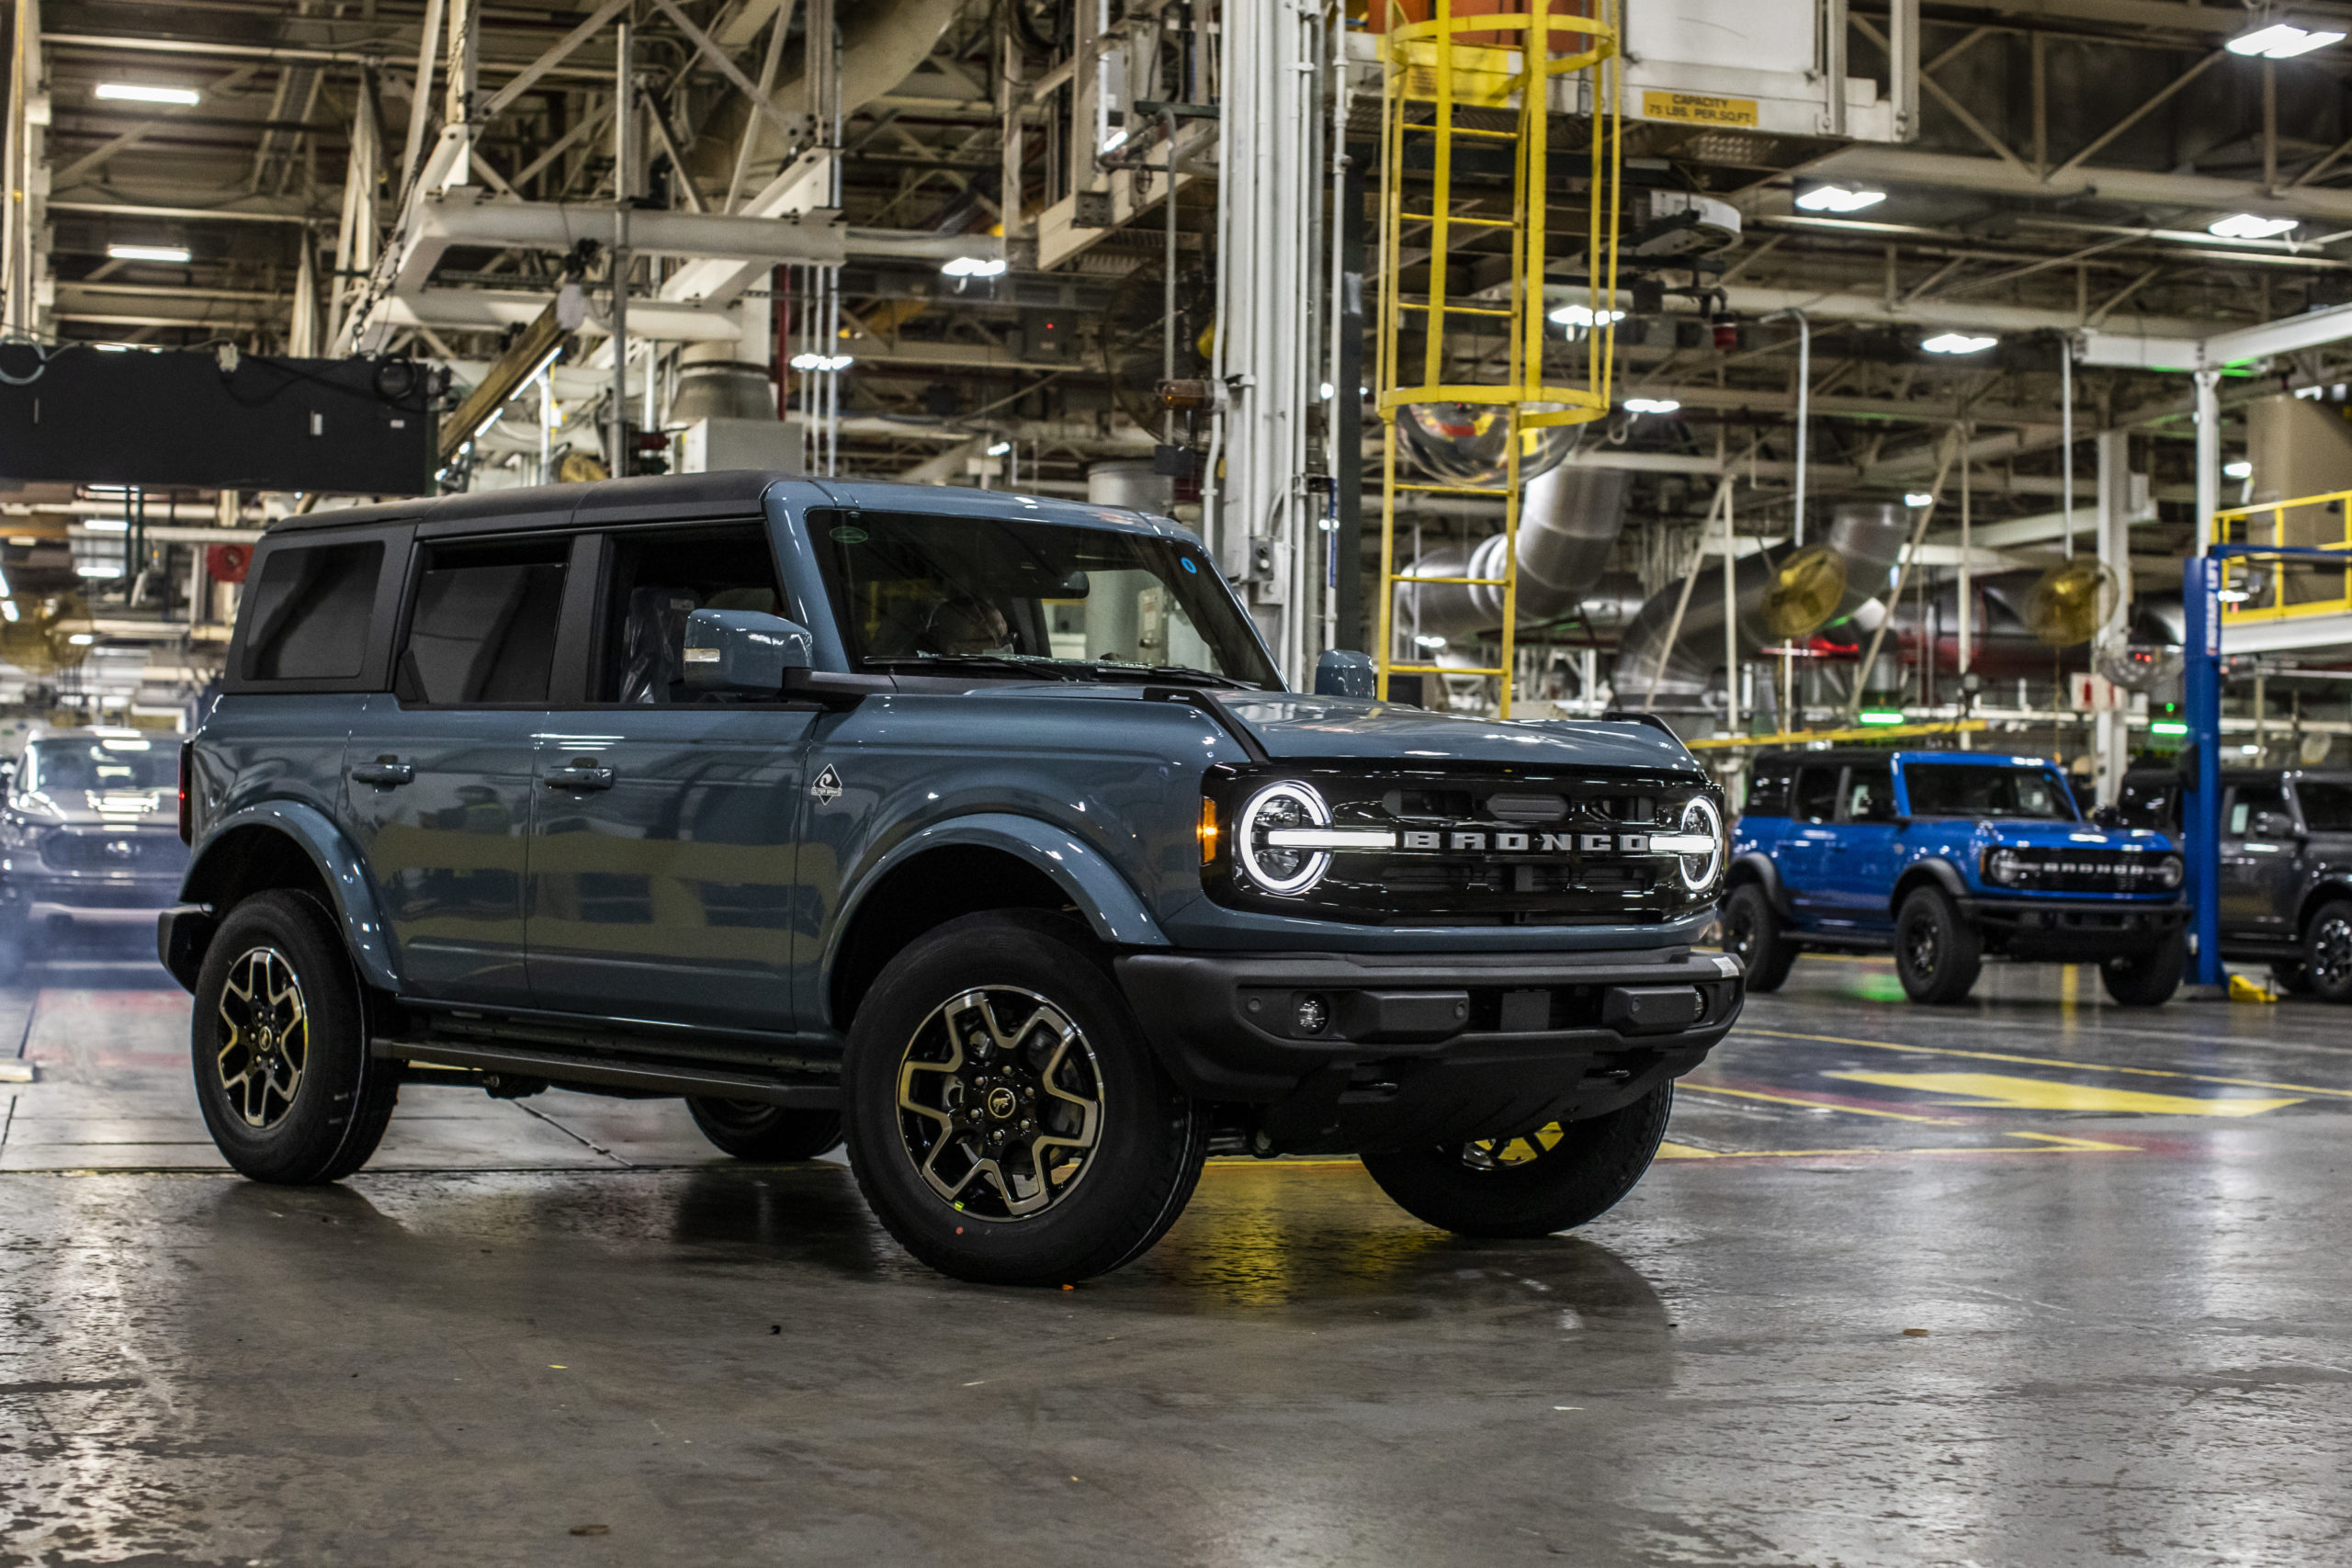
[{"xmin": 177, "ymin": 740, "xmax": 193, "ymax": 844}]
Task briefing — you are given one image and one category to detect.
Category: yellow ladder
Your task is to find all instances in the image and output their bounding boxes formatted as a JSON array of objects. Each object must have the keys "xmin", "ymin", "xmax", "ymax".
[{"xmin": 1373, "ymin": 1, "xmax": 1623, "ymax": 716}]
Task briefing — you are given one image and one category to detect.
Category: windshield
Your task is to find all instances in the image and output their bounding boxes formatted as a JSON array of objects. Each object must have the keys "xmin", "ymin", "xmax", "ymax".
[
  {"xmin": 1902, "ymin": 762, "xmax": 2077, "ymax": 820},
  {"xmin": 20, "ymin": 737, "xmax": 175, "ymax": 795},
  {"xmin": 2298, "ymin": 781, "xmax": 2352, "ymax": 831},
  {"xmin": 813, "ymin": 510, "xmax": 1278, "ymax": 688}
]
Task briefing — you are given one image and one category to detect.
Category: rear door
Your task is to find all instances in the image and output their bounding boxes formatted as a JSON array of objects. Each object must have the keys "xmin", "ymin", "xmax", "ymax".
[
  {"xmin": 340, "ymin": 533, "xmax": 575, "ymax": 1006},
  {"xmin": 524, "ymin": 520, "xmax": 816, "ymax": 1038},
  {"xmin": 2220, "ymin": 779, "xmax": 2298, "ymax": 940},
  {"xmin": 1774, "ymin": 763, "xmax": 1843, "ymax": 913}
]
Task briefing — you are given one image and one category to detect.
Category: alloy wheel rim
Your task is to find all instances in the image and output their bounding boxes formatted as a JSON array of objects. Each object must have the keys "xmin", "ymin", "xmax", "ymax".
[
  {"xmin": 2313, "ymin": 917, "xmax": 2352, "ymax": 987},
  {"xmin": 216, "ymin": 946, "xmax": 308, "ymax": 1129},
  {"xmin": 1461, "ymin": 1122, "xmax": 1566, "ymax": 1171},
  {"xmin": 1727, "ymin": 905, "xmax": 1757, "ymax": 960},
  {"xmin": 1906, "ymin": 919, "xmax": 1939, "ymax": 976},
  {"xmin": 895, "ymin": 987, "xmax": 1103, "ymax": 1222}
]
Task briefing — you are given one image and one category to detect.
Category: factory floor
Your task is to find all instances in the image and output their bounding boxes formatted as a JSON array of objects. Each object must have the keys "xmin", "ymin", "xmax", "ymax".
[{"xmin": 4, "ymin": 953, "xmax": 2347, "ymax": 1567}]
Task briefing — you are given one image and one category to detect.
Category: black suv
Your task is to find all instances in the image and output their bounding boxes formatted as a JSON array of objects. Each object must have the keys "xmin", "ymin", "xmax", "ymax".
[{"xmin": 2117, "ymin": 765, "xmax": 2352, "ymax": 999}]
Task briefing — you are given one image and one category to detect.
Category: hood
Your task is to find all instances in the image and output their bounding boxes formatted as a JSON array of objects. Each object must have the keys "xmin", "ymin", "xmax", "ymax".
[
  {"xmin": 1979, "ymin": 822, "xmax": 2178, "ymax": 853},
  {"xmin": 1219, "ymin": 695, "xmax": 1704, "ymax": 773}
]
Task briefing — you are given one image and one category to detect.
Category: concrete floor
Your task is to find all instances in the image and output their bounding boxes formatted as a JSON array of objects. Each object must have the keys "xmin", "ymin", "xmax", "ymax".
[{"xmin": 5, "ymin": 953, "xmax": 2350, "ymax": 1567}]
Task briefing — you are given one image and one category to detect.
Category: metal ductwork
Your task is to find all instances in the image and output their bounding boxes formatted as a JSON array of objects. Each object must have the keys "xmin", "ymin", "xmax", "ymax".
[
  {"xmin": 1391, "ymin": 468, "xmax": 1632, "ymax": 644},
  {"xmin": 1612, "ymin": 502, "xmax": 1909, "ymax": 710}
]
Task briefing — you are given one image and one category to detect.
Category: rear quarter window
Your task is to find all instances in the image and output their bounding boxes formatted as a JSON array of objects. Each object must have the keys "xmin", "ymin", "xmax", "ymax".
[{"xmin": 242, "ymin": 540, "xmax": 384, "ymax": 682}]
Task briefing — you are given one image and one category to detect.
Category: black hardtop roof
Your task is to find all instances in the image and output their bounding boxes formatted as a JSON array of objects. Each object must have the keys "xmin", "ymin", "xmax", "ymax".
[
  {"xmin": 260, "ymin": 472, "xmax": 1176, "ymax": 539},
  {"xmin": 1748, "ymin": 748, "xmax": 2056, "ymax": 769},
  {"xmin": 2122, "ymin": 764, "xmax": 2352, "ymax": 784}
]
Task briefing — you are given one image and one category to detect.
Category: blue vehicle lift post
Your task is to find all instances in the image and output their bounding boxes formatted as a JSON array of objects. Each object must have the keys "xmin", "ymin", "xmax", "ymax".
[{"xmin": 2181, "ymin": 557, "xmax": 2223, "ymax": 988}]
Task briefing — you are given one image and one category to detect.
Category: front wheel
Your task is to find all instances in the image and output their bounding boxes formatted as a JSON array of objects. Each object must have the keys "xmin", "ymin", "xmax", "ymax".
[
  {"xmin": 1722, "ymin": 884, "xmax": 1796, "ymax": 992},
  {"xmin": 1361, "ymin": 1086, "xmax": 1674, "ymax": 1238},
  {"xmin": 2100, "ymin": 932, "xmax": 2185, "ymax": 1008},
  {"xmin": 841, "ymin": 911, "xmax": 1206, "ymax": 1285},
  {"xmin": 2302, "ymin": 899, "xmax": 2352, "ymax": 1003},
  {"xmin": 2272, "ymin": 959, "xmax": 2314, "ymax": 995},
  {"xmin": 190, "ymin": 889, "xmax": 398, "ymax": 1184},
  {"xmin": 1894, "ymin": 887, "xmax": 1982, "ymax": 1004},
  {"xmin": 685, "ymin": 1098, "xmax": 843, "ymax": 1161}
]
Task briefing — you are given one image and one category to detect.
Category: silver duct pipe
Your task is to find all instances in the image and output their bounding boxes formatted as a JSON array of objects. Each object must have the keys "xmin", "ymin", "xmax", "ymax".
[
  {"xmin": 1391, "ymin": 468, "xmax": 1632, "ymax": 644},
  {"xmin": 1612, "ymin": 502, "xmax": 1909, "ymax": 709}
]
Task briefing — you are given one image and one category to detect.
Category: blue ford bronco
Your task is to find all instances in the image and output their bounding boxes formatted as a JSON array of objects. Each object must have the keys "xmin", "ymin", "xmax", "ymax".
[
  {"xmin": 1724, "ymin": 749, "xmax": 2188, "ymax": 1006},
  {"xmin": 161, "ymin": 473, "xmax": 1740, "ymax": 1284}
]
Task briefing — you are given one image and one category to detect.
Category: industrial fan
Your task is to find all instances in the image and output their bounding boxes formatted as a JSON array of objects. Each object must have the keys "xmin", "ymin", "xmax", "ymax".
[
  {"xmin": 2025, "ymin": 558, "xmax": 2120, "ymax": 647},
  {"xmin": 2094, "ymin": 634, "xmax": 2183, "ymax": 693},
  {"xmin": 1760, "ymin": 545, "xmax": 1849, "ymax": 638},
  {"xmin": 0, "ymin": 594, "xmax": 92, "ymax": 674}
]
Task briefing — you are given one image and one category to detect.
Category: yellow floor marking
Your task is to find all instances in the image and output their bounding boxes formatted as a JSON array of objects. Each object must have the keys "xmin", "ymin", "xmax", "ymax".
[
  {"xmin": 1658, "ymin": 1128, "xmax": 2136, "ymax": 1159},
  {"xmin": 1676, "ymin": 1084, "xmax": 1967, "ymax": 1124},
  {"xmin": 1738, "ymin": 1026, "xmax": 2352, "ymax": 1101},
  {"xmin": 1825, "ymin": 1069, "xmax": 2301, "ymax": 1117}
]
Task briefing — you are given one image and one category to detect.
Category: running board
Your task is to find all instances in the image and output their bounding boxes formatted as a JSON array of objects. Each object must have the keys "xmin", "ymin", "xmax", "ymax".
[{"xmin": 369, "ymin": 1039, "xmax": 841, "ymax": 1110}]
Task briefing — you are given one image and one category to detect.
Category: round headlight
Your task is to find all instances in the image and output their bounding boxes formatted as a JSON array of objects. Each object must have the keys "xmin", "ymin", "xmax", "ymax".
[
  {"xmin": 1676, "ymin": 795, "xmax": 1724, "ymax": 892},
  {"xmin": 1987, "ymin": 848, "xmax": 2023, "ymax": 886},
  {"xmin": 2154, "ymin": 853, "xmax": 2184, "ymax": 889},
  {"xmin": 1237, "ymin": 781, "xmax": 1333, "ymax": 896}
]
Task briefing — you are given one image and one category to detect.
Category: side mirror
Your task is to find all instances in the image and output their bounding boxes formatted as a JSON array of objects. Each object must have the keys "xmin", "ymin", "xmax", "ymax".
[
  {"xmin": 684, "ymin": 609, "xmax": 813, "ymax": 695},
  {"xmin": 1313, "ymin": 649, "xmax": 1376, "ymax": 698},
  {"xmin": 2250, "ymin": 809, "xmax": 2299, "ymax": 839}
]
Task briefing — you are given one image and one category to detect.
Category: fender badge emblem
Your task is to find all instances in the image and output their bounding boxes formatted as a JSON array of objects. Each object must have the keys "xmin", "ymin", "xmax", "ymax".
[{"xmin": 810, "ymin": 765, "xmax": 843, "ymax": 803}]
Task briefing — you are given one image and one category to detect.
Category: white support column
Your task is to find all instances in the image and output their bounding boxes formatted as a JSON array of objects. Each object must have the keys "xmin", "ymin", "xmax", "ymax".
[
  {"xmin": 2194, "ymin": 367, "xmax": 2222, "ymax": 555},
  {"xmin": 2094, "ymin": 427, "xmax": 2135, "ymax": 805},
  {"xmin": 3, "ymin": 0, "xmax": 49, "ymax": 342}
]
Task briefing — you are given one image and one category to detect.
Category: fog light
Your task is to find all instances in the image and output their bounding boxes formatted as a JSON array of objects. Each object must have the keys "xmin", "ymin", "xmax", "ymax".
[{"xmin": 1295, "ymin": 995, "xmax": 1329, "ymax": 1034}]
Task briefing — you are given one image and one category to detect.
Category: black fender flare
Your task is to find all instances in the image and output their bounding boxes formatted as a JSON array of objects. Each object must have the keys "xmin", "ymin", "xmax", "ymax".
[
  {"xmin": 2295, "ymin": 877, "xmax": 2352, "ymax": 941},
  {"xmin": 1726, "ymin": 852, "xmax": 1791, "ymax": 917},
  {"xmin": 1889, "ymin": 859, "xmax": 1970, "ymax": 920}
]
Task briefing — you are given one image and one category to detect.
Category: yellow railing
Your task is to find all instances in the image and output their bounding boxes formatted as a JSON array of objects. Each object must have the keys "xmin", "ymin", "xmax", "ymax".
[
  {"xmin": 2212, "ymin": 486, "xmax": 2352, "ymax": 625},
  {"xmin": 1373, "ymin": 1, "xmax": 1621, "ymax": 716}
]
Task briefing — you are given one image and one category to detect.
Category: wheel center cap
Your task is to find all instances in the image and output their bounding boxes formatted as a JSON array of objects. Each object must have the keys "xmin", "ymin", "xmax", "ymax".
[{"xmin": 985, "ymin": 1086, "xmax": 1019, "ymax": 1121}]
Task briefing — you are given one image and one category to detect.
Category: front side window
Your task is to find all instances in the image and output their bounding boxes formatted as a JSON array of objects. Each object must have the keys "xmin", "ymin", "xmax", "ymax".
[
  {"xmin": 243, "ymin": 540, "xmax": 383, "ymax": 682},
  {"xmin": 396, "ymin": 538, "xmax": 568, "ymax": 705},
  {"xmin": 595, "ymin": 525, "xmax": 786, "ymax": 704},
  {"xmin": 812, "ymin": 510, "xmax": 1276, "ymax": 687},
  {"xmin": 1904, "ymin": 763, "xmax": 2076, "ymax": 820},
  {"xmin": 2229, "ymin": 782, "xmax": 2289, "ymax": 836},
  {"xmin": 2295, "ymin": 780, "xmax": 2352, "ymax": 831},
  {"xmin": 1845, "ymin": 765, "xmax": 1898, "ymax": 822}
]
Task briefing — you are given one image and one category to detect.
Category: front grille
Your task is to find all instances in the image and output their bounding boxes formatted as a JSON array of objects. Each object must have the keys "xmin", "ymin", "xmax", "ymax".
[
  {"xmin": 1204, "ymin": 763, "xmax": 1721, "ymax": 926},
  {"xmin": 40, "ymin": 829, "xmax": 189, "ymax": 875},
  {"xmin": 1987, "ymin": 847, "xmax": 2177, "ymax": 895}
]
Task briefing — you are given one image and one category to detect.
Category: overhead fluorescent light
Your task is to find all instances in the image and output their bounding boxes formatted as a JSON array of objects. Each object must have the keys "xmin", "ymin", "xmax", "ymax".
[
  {"xmin": 2227, "ymin": 21, "xmax": 2346, "ymax": 58},
  {"xmin": 74, "ymin": 566, "xmax": 121, "ymax": 580},
  {"xmin": 788, "ymin": 352, "xmax": 854, "ymax": 372},
  {"xmin": 1623, "ymin": 398, "xmax": 1680, "ymax": 414},
  {"xmin": 1905, "ymin": 491, "xmax": 1935, "ymax": 507},
  {"xmin": 0, "ymin": 602, "xmax": 17, "ymax": 624},
  {"xmin": 1857, "ymin": 709, "xmax": 1906, "ymax": 726},
  {"xmin": 2209, "ymin": 212, "xmax": 2299, "ymax": 241},
  {"xmin": 107, "ymin": 243, "xmax": 190, "ymax": 264},
  {"xmin": 1547, "ymin": 304, "xmax": 1625, "ymax": 329},
  {"xmin": 1921, "ymin": 332, "xmax": 1997, "ymax": 355},
  {"xmin": 1794, "ymin": 183, "xmax": 1887, "ymax": 214},
  {"xmin": 2151, "ymin": 719, "xmax": 2190, "ymax": 735},
  {"xmin": 941, "ymin": 256, "xmax": 1007, "ymax": 278},
  {"xmin": 2225, "ymin": 459, "xmax": 2254, "ymax": 479},
  {"xmin": 68, "ymin": 633, "xmax": 96, "ymax": 646},
  {"xmin": 986, "ymin": 440, "xmax": 1012, "ymax": 457},
  {"xmin": 83, "ymin": 518, "xmax": 130, "ymax": 533},
  {"xmin": 96, "ymin": 83, "xmax": 201, "ymax": 106}
]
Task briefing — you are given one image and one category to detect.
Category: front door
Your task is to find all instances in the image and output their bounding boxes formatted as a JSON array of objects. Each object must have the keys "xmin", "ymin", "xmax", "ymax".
[
  {"xmin": 1775, "ymin": 763, "xmax": 1843, "ymax": 913},
  {"xmin": 1823, "ymin": 762, "xmax": 1900, "ymax": 924},
  {"xmin": 525, "ymin": 522, "xmax": 814, "ymax": 1038},
  {"xmin": 2220, "ymin": 780, "xmax": 2299, "ymax": 940},
  {"xmin": 339, "ymin": 534, "xmax": 572, "ymax": 1006}
]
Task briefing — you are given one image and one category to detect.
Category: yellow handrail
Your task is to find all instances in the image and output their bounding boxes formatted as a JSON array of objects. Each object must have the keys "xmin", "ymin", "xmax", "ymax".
[{"xmin": 2211, "ymin": 485, "xmax": 2352, "ymax": 625}]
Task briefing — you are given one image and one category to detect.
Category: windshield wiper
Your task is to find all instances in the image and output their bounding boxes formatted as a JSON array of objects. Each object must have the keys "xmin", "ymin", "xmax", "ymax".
[
  {"xmin": 864, "ymin": 654, "xmax": 1077, "ymax": 679},
  {"xmin": 865, "ymin": 654, "xmax": 1254, "ymax": 689}
]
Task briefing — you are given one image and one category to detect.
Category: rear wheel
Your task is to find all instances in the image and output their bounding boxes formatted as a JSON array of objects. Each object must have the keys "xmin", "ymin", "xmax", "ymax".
[
  {"xmin": 190, "ymin": 890, "xmax": 398, "ymax": 1184},
  {"xmin": 2099, "ymin": 931, "xmax": 2185, "ymax": 1008},
  {"xmin": 1361, "ymin": 1086, "xmax": 1674, "ymax": 1238},
  {"xmin": 2302, "ymin": 899, "xmax": 2352, "ymax": 1003},
  {"xmin": 841, "ymin": 911, "xmax": 1206, "ymax": 1285},
  {"xmin": 685, "ymin": 1098, "xmax": 843, "ymax": 1161},
  {"xmin": 1722, "ymin": 883, "xmax": 1796, "ymax": 992},
  {"xmin": 1894, "ymin": 887, "xmax": 1982, "ymax": 1004}
]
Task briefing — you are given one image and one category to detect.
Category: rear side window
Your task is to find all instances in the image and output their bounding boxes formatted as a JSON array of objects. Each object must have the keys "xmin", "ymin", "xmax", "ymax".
[
  {"xmin": 243, "ymin": 541, "xmax": 384, "ymax": 682},
  {"xmin": 1791, "ymin": 766, "xmax": 1839, "ymax": 823},
  {"xmin": 396, "ymin": 538, "xmax": 569, "ymax": 705},
  {"xmin": 2296, "ymin": 781, "xmax": 2352, "ymax": 830}
]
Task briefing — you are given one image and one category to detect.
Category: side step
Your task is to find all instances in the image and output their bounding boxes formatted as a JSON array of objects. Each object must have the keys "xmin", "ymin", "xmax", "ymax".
[{"xmin": 369, "ymin": 1039, "xmax": 841, "ymax": 1110}]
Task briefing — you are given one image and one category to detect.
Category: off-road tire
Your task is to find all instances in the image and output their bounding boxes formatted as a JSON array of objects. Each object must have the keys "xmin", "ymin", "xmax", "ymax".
[
  {"xmin": 2301, "ymin": 899, "xmax": 2352, "ymax": 1003},
  {"xmin": 2100, "ymin": 931, "xmax": 2186, "ymax": 1008},
  {"xmin": 685, "ymin": 1098, "xmax": 844, "ymax": 1161},
  {"xmin": 191, "ymin": 889, "xmax": 398, "ymax": 1184},
  {"xmin": 2271, "ymin": 959, "xmax": 2314, "ymax": 995},
  {"xmin": 1361, "ymin": 1085, "xmax": 1675, "ymax": 1238},
  {"xmin": 1723, "ymin": 883, "xmax": 1797, "ymax": 992},
  {"xmin": 841, "ymin": 910, "xmax": 1207, "ymax": 1285},
  {"xmin": 1894, "ymin": 886, "xmax": 1982, "ymax": 1004}
]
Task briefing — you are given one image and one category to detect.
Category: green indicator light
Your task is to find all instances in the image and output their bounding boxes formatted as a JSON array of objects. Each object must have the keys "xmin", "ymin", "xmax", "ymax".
[
  {"xmin": 2151, "ymin": 721, "xmax": 2189, "ymax": 736},
  {"xmin": 1857, "ymin": 710, "xmax": 1906, "ymax": 726}
]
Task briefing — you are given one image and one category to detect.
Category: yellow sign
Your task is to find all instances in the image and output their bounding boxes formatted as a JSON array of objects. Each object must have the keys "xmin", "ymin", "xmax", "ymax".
[
  {"xmin": 1826, "ymin": 1070, "xmax": 2302, "ymax": 1118},
  {"xmin": 1640, "ymin": 90, "xmax": 1758, "ymax": 129}
]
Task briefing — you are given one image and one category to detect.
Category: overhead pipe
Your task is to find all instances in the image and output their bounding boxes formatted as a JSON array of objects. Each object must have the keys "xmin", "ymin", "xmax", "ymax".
[{"xmin": 1388, "ymin": 467, "xmax": 1634, "ymax": 645}]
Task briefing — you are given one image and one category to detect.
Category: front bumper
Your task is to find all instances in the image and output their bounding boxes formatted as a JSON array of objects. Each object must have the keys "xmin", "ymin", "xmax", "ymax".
[
  {"xmin": 1958, "ymin": 896, "xmax": 2187, "ymax": 958},
  {"xmin": 1115, "ymin": 945, "xmax": 1742, "ymax": 1152},
  {"xmin": 2, "ymin": 875, "xmax": 181, "ymax": 936}
]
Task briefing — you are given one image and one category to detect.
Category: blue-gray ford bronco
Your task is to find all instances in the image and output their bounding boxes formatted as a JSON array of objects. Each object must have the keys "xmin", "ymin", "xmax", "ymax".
[{"xmin": 162, "ymin": 473, "xmax": 1740, "ymax": 1284}]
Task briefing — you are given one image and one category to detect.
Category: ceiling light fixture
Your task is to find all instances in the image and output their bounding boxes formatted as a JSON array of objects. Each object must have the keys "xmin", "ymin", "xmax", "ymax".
[
  {"xmin": 1793, "ymin": 183, "xmax": 1887, "ymax": 213},
  {"xmin": 107, "ymin": 243, "xmax": 189, "ymax": 264},
  {"xmin": 2227, "ymin": 21, "xmax": 2346, "ymax": 58},
  {"xmin": 1905, "ymin": 491, "xmax": 1935, "ymax": 507},
  {"xmin": 1623, "ymin": 397, "xmax": 1680, "ymax": 414},
  {"xmin": 2208, "ymin": 212, "xmax": 2300, "ymax": 240},
  {"xmin": 1547, "ymin": 303, "xmax": 1625, "ymax": 329},
  {"xmin": 986, "ymin": 440, "xmax": 1012, "ymax": 457},
  {"xmin": 2225, "ymin": 459, "xmax": 2255, "ymax": 479},
  {"xmin": 1921, "ymin": 332, "xmax": 1997, "ymax": 355},
  {"xmin": 96, "ymin": 83, "xmax": 201, "ymax": 106},
  {"xmin": 941, "ymin": 256, "xmax": 1007, "ymax": 278},
  {"xmin": 788, "ymin": 352, "xmax": 854, "ymax": 372}
]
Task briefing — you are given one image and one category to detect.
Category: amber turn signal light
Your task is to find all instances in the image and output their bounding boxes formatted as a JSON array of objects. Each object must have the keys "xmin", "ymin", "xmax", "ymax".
[{"xmin": 1198, "ymin": 797, "xmax": 1218, "ymax": 864}]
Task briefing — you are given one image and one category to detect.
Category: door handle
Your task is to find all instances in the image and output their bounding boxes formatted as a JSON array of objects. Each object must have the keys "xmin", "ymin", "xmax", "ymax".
[
  {"xmin": 349, "ymin": 761, "xmax": 414, "ymax": 787},
  {"xmin": 545, "ymin": 765, "xmax": 616, "ymax": 792}
]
